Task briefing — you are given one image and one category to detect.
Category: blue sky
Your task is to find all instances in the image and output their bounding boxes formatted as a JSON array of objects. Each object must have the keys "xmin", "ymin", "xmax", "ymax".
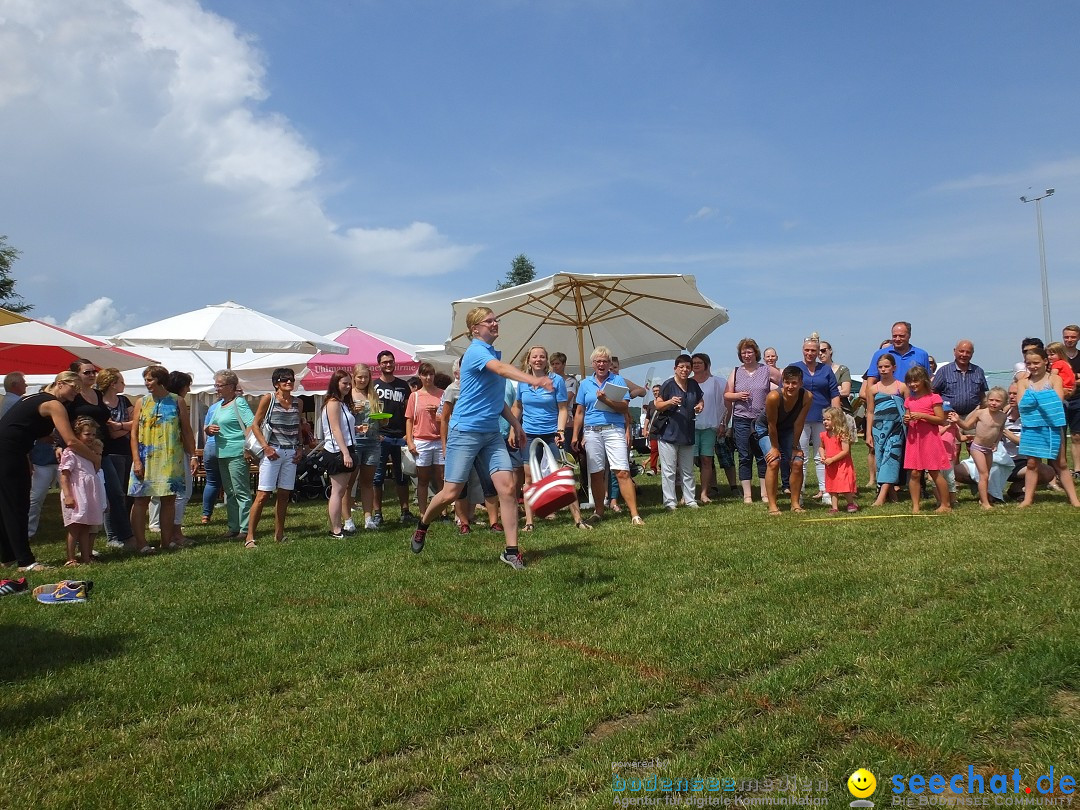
[{"xmin": 2, "ymin": 0, "xmax": 1078, "ymax": 379}]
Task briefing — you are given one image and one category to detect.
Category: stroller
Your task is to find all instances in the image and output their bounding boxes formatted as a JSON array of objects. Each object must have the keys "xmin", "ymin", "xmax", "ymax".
[{"xmin": 292, "ymin": 451, "xmax": 331, "ymax": 501}]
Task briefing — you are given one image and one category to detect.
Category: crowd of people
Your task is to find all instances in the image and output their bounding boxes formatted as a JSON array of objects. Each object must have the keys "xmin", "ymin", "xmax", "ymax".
[{"xmin": 2, "ymin": 318, "xmax": 1079, "ymax": 574}]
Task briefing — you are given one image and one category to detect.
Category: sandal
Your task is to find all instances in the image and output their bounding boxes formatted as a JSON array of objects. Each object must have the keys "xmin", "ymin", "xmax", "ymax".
[
  {"xmin": 791, "ymin": 507, "xmax": 806, "ymax": 514},
  {"xmin": 18, "ymin": 561, "xmax": 50, "ymax": 572},
  {"xmin": 522, "ymin": 524, "xmax": 534, "ymax": 532},
  {"xmin": 244, "ymin": 538, "xmax": 256, "ymax": 549},
  {"xmin": 200, "ymin": 515, "xmax": 210, "ymax": 525},
  {"xmin": 64, "ymin": 560, "xmax": 81, "ymax": 567},
  {"xmin": 630, "ymin": 516, "xmax": 645, "ymax": 526},
  {"xmin": 138, "ymin": 546, "xmax": 157, "ymax": 555},
  {"xmin": 575, "ymin": 521, "xmax": 593, "ymax": 530}
]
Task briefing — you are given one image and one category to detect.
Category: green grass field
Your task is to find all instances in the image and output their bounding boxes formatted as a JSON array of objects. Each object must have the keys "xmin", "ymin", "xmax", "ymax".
[{"xmin": 2, "ymin": 462, "xmax": 1078, "ymax": 809}]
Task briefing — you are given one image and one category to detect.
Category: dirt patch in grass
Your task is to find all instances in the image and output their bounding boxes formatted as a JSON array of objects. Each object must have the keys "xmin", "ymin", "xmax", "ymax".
[
  {"xmin": 401, "ymin": 592, "xmax": 708, "ymax": 688},
  {"xmin": 585, "ymin": 710, "xmax": 655, "ymax": 743},
  {"xmin": 1050, "ymin": 688, "xmax": 1079, "ymax": 717}
]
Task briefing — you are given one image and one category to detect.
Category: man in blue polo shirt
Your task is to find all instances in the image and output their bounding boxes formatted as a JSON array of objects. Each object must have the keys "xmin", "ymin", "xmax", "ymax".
[{"xmin": 863, "ymin": 321, "xmax": 931, "ymax": 389}]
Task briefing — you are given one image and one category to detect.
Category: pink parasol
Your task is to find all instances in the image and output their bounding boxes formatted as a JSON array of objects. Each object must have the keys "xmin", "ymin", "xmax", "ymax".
[{"xmin": 300, "ymin": 327, "xmax": 420, "ymax": 391}]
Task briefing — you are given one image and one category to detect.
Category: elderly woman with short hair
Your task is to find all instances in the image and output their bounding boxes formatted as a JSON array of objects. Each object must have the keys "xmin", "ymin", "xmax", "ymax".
[
  {"xmin": 571, "ymin": 346, "xmax": 644, "ymax": 526},
  {"xmin": 206, "ymin": 369, "xmax": 254, "ymax": 541}
]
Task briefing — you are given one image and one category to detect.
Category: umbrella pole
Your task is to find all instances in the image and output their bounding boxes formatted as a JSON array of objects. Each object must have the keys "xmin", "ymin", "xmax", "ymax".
[
  {"xmin": 576, "ymin": 326, "xmax": 585, "ymax": 378},
  {"xmin": 227, "ymin": 348, "xmax": 232, "ymax": 369}
]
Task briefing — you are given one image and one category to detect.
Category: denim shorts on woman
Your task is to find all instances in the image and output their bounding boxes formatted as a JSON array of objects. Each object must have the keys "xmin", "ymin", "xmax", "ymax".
[{"xmin": 444, "ymin": 428, "xmax": 511, "ymax": 484}]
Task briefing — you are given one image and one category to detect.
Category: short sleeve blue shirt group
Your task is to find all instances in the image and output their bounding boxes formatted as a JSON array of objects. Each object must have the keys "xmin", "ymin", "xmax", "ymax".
[
  {"xmin": 865, "ymin": 345, "xmax": 931, "ymax": 384},
  {"xmin": 577, "ymin": 373, "xmax": 631, "ymax": 427},
  {"xmin": 516, "ymin": 374, "xmax": 568, "ymax": 435},
  {"xmin": 794, "ymin": 361, "xmax": 840, "ymax": 423},
  {"xmin": 450, "ymin": 339, "xmax": 505, "ymax": 433}
]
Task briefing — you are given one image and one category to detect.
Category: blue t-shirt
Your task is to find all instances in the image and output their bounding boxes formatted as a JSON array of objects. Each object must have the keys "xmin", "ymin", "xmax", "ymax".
[
  {"xmin": 794, "ymin": 362, "xmax": 840, "ymax": 423},
  {"xmin": 202, "ymin": 399, "xmax": 222, "ymax": 457},
  {"xmin": 578, "ymin": 373, "xmax": 631, "ymax": 427},
  {"xmin": 516, "ymin": 374, "xmax": 568, "ymax": 436},
  {"xmin": 865, "ymin": 345, "xmax": 930, "ymax": 385},
  {"xmin": 450, "ymin": 339, "xmax": 506, "ymax": 433}
]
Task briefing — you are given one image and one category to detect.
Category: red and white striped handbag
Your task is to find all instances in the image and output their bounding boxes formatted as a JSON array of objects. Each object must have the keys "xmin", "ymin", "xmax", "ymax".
[{"xmin": 522, "ymin": 438, "xmax": 578, "ymax": 518}]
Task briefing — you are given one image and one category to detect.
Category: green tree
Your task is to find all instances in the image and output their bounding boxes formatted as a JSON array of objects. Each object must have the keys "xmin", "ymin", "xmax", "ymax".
[
  {"xmin": 496, "ymin": 253, "xmax": 536, "ymax": 290},
  {"xmin": 0, "ymin": 235, "xmax": 31, "ymax": 313}
]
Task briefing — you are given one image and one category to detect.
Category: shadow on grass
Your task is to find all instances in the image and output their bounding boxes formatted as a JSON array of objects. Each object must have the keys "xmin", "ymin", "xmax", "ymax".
[
  {"xmin": 0, "ymin": 624, "xmax": 132, "ymax": 734},
  {"xmin": 0, "ymin": 624, "xmax": 131, "ymax": 685},
  {"xmin": 532, "ymin": 541, "xmax": 615, "ymax": 562}
]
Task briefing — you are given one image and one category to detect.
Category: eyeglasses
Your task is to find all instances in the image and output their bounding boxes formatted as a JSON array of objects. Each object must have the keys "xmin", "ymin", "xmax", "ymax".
[
  {"xmin": 479, "ymin": 318, "xmax": 499, "ymax": 326},
  {"xmin": 275, "ymin": 378, "xmax": 295, "ymax": 384}
]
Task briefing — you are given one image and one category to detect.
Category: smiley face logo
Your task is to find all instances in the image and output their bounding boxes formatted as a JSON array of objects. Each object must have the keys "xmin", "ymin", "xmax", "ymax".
[{"xmin": 847, "ymin": 769, "xmax": 877, "ymax": 798}]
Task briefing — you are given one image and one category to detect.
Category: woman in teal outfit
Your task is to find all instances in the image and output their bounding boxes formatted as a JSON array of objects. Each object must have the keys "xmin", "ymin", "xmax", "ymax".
[
  {"xmin": 206, "ymin": 369, "xmax": 255, "ymax": 539},
  {"xmin": 864, "ymin": 353, "xmax": 909, "ymax": 507}
]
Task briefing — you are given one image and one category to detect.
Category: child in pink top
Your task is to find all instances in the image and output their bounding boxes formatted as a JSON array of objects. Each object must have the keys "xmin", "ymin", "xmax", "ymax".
[
  {"xmin": 59, "ymin": 417, "xmax": 107, "ymax": 565},
  {"xmin": 1047, "ymin": 341, "xmax": 1076, "ymax": 398},
  {"xmin": 819, "ymin": 407, "xmax": 856, "ymax": 513},
  {"xmin": 903, "ymin": 366, "xmax": 952, "ymax": 513}
]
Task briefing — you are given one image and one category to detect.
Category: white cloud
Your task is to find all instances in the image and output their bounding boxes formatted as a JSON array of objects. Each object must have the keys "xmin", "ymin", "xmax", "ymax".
[
  {"xmin": 0, "ymin": 0, "xmax": 479, "ymax": 294},
  {"xmin": 688, "ymin": 206, "xmax": 718, "ymax": 221},
  {"xmin": 64, "ymin": 297, "xmax": 131, "ymax": 335},
  {"xmin": 929, "ymin": 156, "xmax": 1080, "ymax": 194}
]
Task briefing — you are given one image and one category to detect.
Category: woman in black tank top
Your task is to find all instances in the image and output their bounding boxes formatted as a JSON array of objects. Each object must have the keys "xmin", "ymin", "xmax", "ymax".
[{"xmin": 0, "ymin": 371, "xmax": 101, "ymax": 569}]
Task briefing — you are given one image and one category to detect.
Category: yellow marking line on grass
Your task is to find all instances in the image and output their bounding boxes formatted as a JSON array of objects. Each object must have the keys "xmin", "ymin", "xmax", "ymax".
[{"xmin": 803, "ymin": 513, "xmax": 940, "ymax": 523}]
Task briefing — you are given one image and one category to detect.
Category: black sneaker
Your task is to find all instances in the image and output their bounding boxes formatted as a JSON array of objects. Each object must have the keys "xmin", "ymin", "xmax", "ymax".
[
  {"xmin": 329, "ymin": 530, "xmax": 345, "ymax": 539},
  {"xmin": 0, "ymin": 577, "xmax": 29, "ymax": 597},
  {"xmin": 411, "ymin": 528, "xmax": 427, "ymax": 554},
  {"xmin": 400, "ymin": 511, "xmax": 418, "ymax": 526},
  {"xmin": 500, "ymin": 549, "xmax": 525, "ymax": 570}
]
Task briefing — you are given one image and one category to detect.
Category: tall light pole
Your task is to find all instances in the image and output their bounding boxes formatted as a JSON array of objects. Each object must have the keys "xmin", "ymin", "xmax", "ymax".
[{"xmin": 1020, "ymin": 187, "xmax": 1055, "ymax": 343}]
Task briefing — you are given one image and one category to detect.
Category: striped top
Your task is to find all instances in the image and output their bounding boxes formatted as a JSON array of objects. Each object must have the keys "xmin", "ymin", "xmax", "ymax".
[
  {"xmin": 266, "ymin": 396, "xmax": 302, "ymax": 449},
  {"xmin": 730, "ymin": 364, "xmax": 773, "ymax": 420}
]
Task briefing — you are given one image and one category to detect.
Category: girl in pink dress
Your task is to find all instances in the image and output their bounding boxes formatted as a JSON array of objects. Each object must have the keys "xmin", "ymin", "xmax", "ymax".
[
  {"xmin": 820, "ymin": 407, "xmax": 857, "ymax": 512},
  {"xmin": 59, "ymin": 417, "xmax": 107, "ymax": 565},
  {"xmin": 902, "ymin": 366, "xmax": 951, "ymax": 513}
]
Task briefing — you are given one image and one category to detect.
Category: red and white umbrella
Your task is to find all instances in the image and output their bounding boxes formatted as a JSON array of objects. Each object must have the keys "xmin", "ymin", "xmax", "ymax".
[{"xmin": 0, "ymin": 307, "xmax": 152, "ymax": 375}]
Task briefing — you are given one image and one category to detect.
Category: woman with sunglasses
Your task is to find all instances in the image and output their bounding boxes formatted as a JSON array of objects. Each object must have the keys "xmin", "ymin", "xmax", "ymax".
[{"xmin": 244, "ymin": 368, "xmax": 304, "ymax": 547}]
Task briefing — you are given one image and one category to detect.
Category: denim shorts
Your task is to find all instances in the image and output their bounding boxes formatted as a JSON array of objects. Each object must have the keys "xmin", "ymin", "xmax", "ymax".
[
  {"xmin": 756, "ymin": 427, "xmax": 795, "ymax": 461},
  {"xmin": 355, "ymin": 438, "xmax": 380, "ymax": 467},
  {"xmin": 444, "ymin": 428, "xmax": 511, "ymax": 484}
]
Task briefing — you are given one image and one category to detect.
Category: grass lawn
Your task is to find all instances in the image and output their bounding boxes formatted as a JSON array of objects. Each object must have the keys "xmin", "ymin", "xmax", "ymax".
[{"xmin": 2, "ymin": 458, "xmax": 1078, "ymax": 809}]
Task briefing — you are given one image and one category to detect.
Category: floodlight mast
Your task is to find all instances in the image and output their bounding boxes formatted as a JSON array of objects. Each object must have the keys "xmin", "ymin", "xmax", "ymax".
[{"xmin": 1019, "ymin": 188, "xmax": 1055, "ymax": 343}]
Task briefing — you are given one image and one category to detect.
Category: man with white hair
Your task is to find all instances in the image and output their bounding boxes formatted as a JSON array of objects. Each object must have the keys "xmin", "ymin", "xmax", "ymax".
[
  {"xmin": 932, "ymin": 339, "xmax": 988, "ymax": 418},
  {"xmin": 1, "ymin": 372, "xmax": 27, "ymax": 418}
]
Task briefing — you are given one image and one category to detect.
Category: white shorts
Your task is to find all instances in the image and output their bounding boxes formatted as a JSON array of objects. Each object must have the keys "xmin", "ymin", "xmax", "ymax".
[
  {"xmin": 584, "ymin": 426, "xmax": 629, "ymax": 474},
  {"xmin": 257, "ymin": 447, "xmax": 298, "ymax": 492},
  {"xmin": 414, "ymin": 437, "xmax": 445, "ymax": 467}
]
